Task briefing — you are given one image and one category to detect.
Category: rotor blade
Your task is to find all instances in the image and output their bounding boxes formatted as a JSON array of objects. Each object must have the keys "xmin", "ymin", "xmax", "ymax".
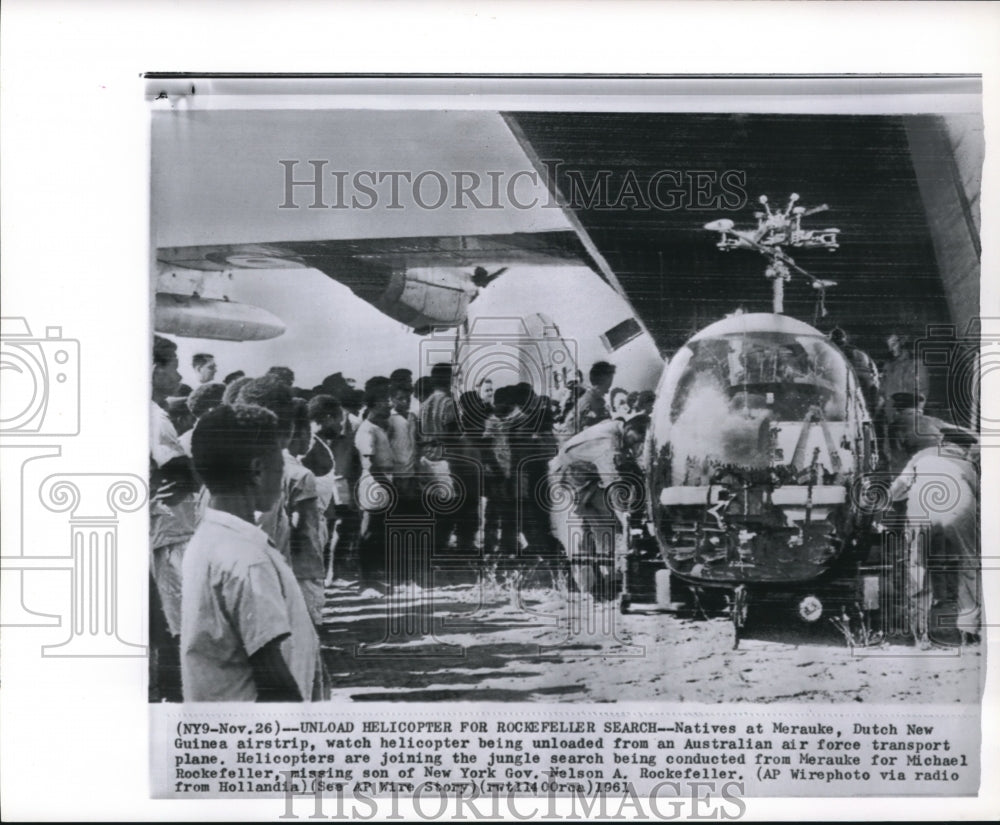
[
  {"xmin": 781, "ymin": 254, "xmax": 832, "ymax": 288},
  {"xmin": 711, "ymin": 221, "xmax": 836, "ymax": 291},
  {"xmin": 801, "ymin": 204, "xmax": 829, "ymax": 217},
  {"xmin": 704, "ymin": 218, "xmax": 734, "ymax": 232}
]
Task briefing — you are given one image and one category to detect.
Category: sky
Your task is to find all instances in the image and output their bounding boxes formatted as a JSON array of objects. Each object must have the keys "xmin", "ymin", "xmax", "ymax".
[{"xmin": 166, "ymin": 264, "xmax": 664, "ymax": 392}]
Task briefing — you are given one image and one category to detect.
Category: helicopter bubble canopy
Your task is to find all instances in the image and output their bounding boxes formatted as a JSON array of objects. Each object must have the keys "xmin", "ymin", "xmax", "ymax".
[
  {"xmin": 650, "ymin": 314, "xmax": 857, "ymax": 488},
  {"xmin": 646, "ymin": 314, "xmax": 875, "ymax": 585}
]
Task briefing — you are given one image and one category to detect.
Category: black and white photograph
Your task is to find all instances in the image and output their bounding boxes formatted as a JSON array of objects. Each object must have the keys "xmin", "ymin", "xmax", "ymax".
[
  {"xmin": 148, "ymin": 76, "xmax": 984, "ymax": 706},
  {"xmin": 3, "ymin": 2, "xmax": 999, "ymax": 820}
]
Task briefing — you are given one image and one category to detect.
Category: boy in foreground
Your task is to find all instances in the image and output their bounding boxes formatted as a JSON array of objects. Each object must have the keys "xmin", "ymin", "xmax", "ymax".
[{"xmin": 182, "ymin": 404, "xmax": 320, "ymax": 702}]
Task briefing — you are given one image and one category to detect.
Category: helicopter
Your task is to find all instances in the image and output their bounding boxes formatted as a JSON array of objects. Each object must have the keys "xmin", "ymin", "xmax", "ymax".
[{"xmin": 638, "ymin": 195, "xmax": 881, "ymax": 646}]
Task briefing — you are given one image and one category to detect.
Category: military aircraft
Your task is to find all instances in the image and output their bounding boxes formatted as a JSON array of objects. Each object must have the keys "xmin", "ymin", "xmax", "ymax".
[{"xmin": 150, "ymin": 103, "xmax": 664, "ymax": 389}]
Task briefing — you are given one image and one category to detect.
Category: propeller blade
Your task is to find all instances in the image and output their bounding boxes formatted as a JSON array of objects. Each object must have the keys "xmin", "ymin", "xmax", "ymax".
[
  {"xmin": 471, "ymin": 265, "xmax": 509, "ymax": 290},
  {"xmin": 802, "ymin": 204, "xmax": 829, "ymax": 217},
  {"xmin": 788, "ymin": 258, "xmax": 834, "ymax": 288}
]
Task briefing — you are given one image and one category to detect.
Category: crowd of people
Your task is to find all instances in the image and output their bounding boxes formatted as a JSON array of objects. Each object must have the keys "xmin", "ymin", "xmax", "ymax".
[
  {"xmin": 828, "ymin": 327, "xmax": 981, "ymax": 649},
  {"xmin": 150, "ymin": 325, "xmax": 981, "ymax": 701},
  {"xmin": 150, "ymin": 339, "xmax": 651, "ymax": 702}
]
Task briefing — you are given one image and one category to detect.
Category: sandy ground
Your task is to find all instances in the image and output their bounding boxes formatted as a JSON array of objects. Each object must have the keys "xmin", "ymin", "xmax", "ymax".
[{"xmin": 319, "ymin": 573, "xmax": 984, "ymax": 704}]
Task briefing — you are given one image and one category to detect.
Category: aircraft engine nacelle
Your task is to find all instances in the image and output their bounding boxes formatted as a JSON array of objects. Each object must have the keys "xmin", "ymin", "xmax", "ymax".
[
  {"xmin": 154, "ymin": 293, "xmax": 286, "ymax": 341},
  {"xmin": 373, "ymin": 267, "xmax": 478, "ymax": 331},
  {"xmin": 154, "ymin": 264, "xmax": 286, "ymax": 342}
]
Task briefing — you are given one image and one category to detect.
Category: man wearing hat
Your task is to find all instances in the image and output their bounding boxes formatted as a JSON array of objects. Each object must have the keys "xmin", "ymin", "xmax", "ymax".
[{"xmin": 886, "ymin": 391, "xmax": 949, "ymax": 474}]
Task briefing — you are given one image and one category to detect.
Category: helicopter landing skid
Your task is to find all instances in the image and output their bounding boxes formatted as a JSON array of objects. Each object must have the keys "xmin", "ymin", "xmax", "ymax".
[{"xmin": 730, "ymin": 585, "xmax": 749, "ymax": 649}]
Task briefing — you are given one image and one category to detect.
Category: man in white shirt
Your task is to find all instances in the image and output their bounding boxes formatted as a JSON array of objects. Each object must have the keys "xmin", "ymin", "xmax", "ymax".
[
  {"xmin": 388, "ymin": 381, "xmax": 419, "ymax": 508},
  {"xmin": 183, "ymin": 404, "xmax": 320, "ymax": 702},
  {"xmin": 150, "ymin": 335, "xmax": 199, "ymax": 700},
  {"xmin": 548, "ymin": 415, "xmax": 648, "ymax": 595},
  {"xmin": 234, "ymin": 377, "xmax": 324, "ymax": 627},
  {"xmin": 889, "ymin": 428, "xmax": 980, "ymax": 648}
]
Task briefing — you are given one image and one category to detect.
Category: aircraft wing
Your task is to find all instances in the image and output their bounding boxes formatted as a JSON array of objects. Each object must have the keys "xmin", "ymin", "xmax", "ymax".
[
  {"xmin": 158, "ymin": 231, "xmax": 593, "ymax": 306},
  {"xmin": 152, "ymin": 108, "xmax": 602, "ymax": 330}
]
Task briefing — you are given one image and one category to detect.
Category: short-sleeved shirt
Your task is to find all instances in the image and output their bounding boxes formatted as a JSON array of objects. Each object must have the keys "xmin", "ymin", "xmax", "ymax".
[
  {"xmin": 181, "ymin": 508, "xmax": 319, "ymax": 702},
  {"xmin": 257, "ymin": 453, "xmax": 319, "ymax": 563},
  {"xmin": 419, "ymin": 389, "xmax": 457, "ymax": 450},
  {"xmin": 150, "ymin": 401, "xmax": 197, "ymax": 548},
  {"xmin": 387, "ymin": 410, "xmax": 418, "ymax": 477},
  {"xmin": 284, "ymin": 454, "xmax": 325, "ymax": 580},
  {"xmin": 355, "ymin": 419, "xmax": 395, "ymax": 511},
  {"xmin": 151, "ymin": 401, "xmax": 185, "ymax": 467},
  {"xmin": 355, "ymin": 419, "xmax": 394, "ymax": 474},
  {"xmin": 890, "ymin": 446, "xmax": 978, "ymax": 527},
  {"xmin": 178, "ymin": 427, "xmax": 194, "ymax": 457},
  {"xmin": 549, "ymin": 418, "xmax": 624, "ymax": 493}
]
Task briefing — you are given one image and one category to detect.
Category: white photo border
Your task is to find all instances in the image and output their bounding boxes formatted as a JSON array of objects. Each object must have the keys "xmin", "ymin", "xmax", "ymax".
[{"xmin": 1, "ymin": 1, "xmax": 998, "ymax": 821}]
